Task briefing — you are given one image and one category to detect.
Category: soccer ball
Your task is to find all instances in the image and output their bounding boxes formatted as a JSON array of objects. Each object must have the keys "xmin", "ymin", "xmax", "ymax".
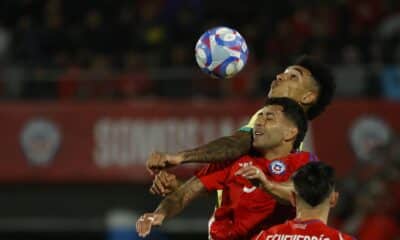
[{"xmin": 195, "ymin": 26, "xmax": 249, "ymax": 79}]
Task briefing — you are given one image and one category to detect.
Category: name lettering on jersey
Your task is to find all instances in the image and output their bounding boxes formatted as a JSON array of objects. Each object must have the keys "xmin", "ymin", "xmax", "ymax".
[
  {"xmin": 269, "ymin": 160, "xmax": 286, "ymax": 175},
  {"xmin": 265, "ymin": 234, "xmax": 330, "ymax": 240}
]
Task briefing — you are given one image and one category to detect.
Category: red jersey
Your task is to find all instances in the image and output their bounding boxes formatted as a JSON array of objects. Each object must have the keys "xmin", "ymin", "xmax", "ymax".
[
  {"xmin": 253, "ymin": 219, "xmax": 355, "ymax": 240},
  {"xmin": 196, "ymin": 152, "xmax": 316, "ymax": 240}
]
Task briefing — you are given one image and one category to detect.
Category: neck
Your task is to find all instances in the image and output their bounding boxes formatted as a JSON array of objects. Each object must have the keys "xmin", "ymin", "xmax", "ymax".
[
  {"xmin": 295, "ymin": 202, "xmax": 329, "ymax": 224},
  {"xmin": 261, "ymin": 143, "xmax": 293, "ymax": 160}
]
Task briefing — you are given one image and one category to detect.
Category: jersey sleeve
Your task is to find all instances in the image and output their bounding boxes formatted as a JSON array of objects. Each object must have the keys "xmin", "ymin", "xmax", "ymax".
[
  {"xmin": 239, "ymin": 108, "xmax": 263, "ymax": 133},
  {"xmin": 195, "ymin": 162, "xmax": 232, "ymax": 191}
]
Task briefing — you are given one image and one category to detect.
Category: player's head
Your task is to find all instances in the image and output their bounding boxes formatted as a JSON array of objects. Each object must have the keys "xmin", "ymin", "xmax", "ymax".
[
  {"xmin": 291, "ymin": 162, "xmax": 338, "ymax": 210},
  {"xmin": 268, "ymin": 55, "xmax": 335, "ymax": 120},
  {"xmin": 252, "ymin": 97, "xmax": 307, "ymax": 153}
]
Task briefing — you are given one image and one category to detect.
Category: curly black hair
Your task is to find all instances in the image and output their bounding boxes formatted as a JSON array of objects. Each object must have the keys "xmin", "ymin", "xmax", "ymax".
[{"xmin": 294, "ymin": 55, "xmax": 336, "ymax": 120}]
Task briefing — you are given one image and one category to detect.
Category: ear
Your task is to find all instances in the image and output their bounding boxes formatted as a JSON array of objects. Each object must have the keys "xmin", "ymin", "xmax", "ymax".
[
  {"xmin": 284, "ymin": 126, "xmax": 298, "ymax": 142},
  {"xmin": 301, "ymin": 91, "xmax": 317, "ymax": 105},
  {"xmin": 289, "ymin": 191, "xmax": 297, "ymax": 207},
  {"xmin": 329, "ymin": 191, "xmax": 339, "ymax": 208}
]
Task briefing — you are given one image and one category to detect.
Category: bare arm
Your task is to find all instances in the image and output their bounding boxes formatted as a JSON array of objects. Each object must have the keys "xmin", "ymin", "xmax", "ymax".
[
  {"xmin": 154, "ymin": 176, "xmax": 206, "ymax": 218},
  {"xmin": 136, "ymin": 177, "xmax": 206, "ymax": 237},
  {"xmin": 147, "ymin": 131, "xmax": 252, "ymax": 173},
  {"xmin": 180, "ymin": 131, "xmax": 252, "ymax": 164},
  {"xmin": 260, "ymin": 180, "xmax": 293, "ymax": 204}
]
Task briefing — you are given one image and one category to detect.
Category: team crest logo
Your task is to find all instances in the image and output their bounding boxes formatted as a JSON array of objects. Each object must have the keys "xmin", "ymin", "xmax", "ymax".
[
  {"xmin": 269, "ymin": 160, "xmax": 286, "ymax": 175},
  {"xmin": 20, "ymin": 118, "xmax": 61, "ymax": 166}
]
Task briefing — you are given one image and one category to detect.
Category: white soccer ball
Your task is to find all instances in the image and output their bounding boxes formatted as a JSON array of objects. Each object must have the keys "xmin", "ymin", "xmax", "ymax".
[{"xmin": 195, "ymin": 26, "xmax": 249, "ymax": 79}]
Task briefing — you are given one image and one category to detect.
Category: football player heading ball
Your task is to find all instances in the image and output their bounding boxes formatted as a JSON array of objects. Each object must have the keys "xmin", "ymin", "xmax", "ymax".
[{"xmin": 147, "ymin": 55, "xmax": 336, "ymax": 198}]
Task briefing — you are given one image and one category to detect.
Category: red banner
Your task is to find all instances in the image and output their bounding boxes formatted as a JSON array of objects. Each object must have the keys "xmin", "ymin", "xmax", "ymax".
[
  {"xmin": 0, "ymin": 100, "xmax": 259, "ymax": 183},
  {"xmin": 0, "ymin": 100, "xmax": 399, "ymax": 183}
]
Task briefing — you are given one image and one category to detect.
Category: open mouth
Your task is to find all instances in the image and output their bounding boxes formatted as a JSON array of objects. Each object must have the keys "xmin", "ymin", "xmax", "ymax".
[{"xmin": 254, "ymin": 130, "xmax": 264, "ymax": 137}]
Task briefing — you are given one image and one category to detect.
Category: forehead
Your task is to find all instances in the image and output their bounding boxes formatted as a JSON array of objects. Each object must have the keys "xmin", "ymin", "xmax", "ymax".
[
  {"xmin": 284, "ymin": 65, "xmax": 312, "ymax": 77},
  {"xmin": 263, "ymin": 104, "xmax": 284, "ymax": 114}
]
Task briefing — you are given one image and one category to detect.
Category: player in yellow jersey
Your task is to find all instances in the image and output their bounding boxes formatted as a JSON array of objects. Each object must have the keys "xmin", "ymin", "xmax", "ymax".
[{"xmin": 147, "ymin": 55, "xmax": 335, "ymax": 201}]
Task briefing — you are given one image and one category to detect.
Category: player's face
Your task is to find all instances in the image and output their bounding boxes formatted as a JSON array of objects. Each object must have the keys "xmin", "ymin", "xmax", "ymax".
[
  {"xmin": 252, "ymin": 105, "xmax": 295, "ymax": 151},
  {"xmin": 268, "ymin": 65, "xmax": 318, "ymax": 107}
]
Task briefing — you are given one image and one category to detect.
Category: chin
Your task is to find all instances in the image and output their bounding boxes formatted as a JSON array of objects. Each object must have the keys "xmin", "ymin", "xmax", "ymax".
[
  {"xmin": 252, "ymin": 142, "xmax": 263, "ymax": 151},
  {"xmin": 268, "ymin": 90, "xmax": 282, "ymax": 98}
]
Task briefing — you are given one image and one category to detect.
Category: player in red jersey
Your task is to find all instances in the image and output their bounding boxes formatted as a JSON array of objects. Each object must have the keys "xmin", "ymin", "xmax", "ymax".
[
  {"xmin": 253, "ymin": 162, "xmax": 355, "ymax": 240},
  {"xmin": 146, "ymin": 55, "xmax": 334, "ymax": 197},
  {"xmin": 136, "ymin": 97, "xmax": 315, "ymax": 239}
]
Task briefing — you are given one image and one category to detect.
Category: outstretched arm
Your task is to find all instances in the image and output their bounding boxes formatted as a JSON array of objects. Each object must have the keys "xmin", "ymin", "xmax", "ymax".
[
  {"xmin": 147, "ymin": 131, "xmax": 252, "ymax": 172},
  {"xmin": 180, "ymin": 131, "xmax": 252, "ymax": 163},
  {"xmin": 136, "ymin": 177, "xmax": 206, "ymax": 237}
]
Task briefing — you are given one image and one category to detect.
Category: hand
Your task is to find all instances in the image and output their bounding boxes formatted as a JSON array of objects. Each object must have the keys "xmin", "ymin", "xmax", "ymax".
[
  {"xmin": 146, "ymin": 151, "xmax": 183, "ymax": 174},
  {"xmin": 235, "ymin": 165, "xmax": 269, "ymax": 187},
  {"xmin": 150, "ymin": 171, "xmax": 181, "ymax": 196},
  {"xmin": 136, "ymin": 212, "xmax": 165, "ymax": 238}
]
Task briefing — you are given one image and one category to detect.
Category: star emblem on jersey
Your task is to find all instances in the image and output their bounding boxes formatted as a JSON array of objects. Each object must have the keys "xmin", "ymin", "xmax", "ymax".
[{"xmin": 269, "ymin": 160, "xmax": 286, "ymax": 175}]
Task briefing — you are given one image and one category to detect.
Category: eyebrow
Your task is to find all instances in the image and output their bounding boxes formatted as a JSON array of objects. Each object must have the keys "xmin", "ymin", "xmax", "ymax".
[
  {"xmin": 292, "ymin": 67, "xmax": 304, "ymax": 76},
  {"xmin": 266, "ymin": 112, "xmax": 274, "ymax": 117}
]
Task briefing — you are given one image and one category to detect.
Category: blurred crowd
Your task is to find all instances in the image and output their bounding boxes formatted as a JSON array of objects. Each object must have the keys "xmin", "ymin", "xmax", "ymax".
[{"xmin": 0, "ymin": 0, "xmax": 399, "ymax": 100}]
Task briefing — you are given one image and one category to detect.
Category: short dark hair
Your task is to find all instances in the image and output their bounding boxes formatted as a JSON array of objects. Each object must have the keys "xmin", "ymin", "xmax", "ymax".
[
  {"xmin": 292, "ymin": 162, "xmax": 336, "ymax": 207},
  {"xmin": 294, "ymin": 55, "xmax": 336, "ymax": 120},
  {"xmin": 265, "ymin": 97, "xmax": 307, "ymax": 150}
]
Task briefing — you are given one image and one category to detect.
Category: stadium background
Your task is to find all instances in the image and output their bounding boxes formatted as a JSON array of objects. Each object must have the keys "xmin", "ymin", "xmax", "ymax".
[{"xmin": 0, "ymin": 0, "xmax": 399, "ymax": 239}]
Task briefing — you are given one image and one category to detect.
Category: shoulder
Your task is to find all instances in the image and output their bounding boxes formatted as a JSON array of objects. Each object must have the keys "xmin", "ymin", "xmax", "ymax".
[
  {"xmin": 287, "ymin": 151, "xmax": 319, "ymax": 164},
  {"xmin": 196, "ymin": 155, "xmax": 253, "ymax": 177}
]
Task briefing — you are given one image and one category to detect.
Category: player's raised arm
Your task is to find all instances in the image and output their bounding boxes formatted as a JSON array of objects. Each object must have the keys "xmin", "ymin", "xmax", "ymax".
[
  {"xmin": 147, "ymin": 130, "xmax": 252, "ymax": 173},
  {"xmin": 136, "ymin": 176, "xmax": 206, "ymax": 237}
]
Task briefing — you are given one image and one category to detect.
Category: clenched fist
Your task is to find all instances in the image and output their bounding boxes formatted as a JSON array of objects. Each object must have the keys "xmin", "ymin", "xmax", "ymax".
[
  {"xmin": 150, "ymin": 171, "xmax": 182, "ymax": 196},
  {"xmin": 146, "ymin": 151, "xmax": 183, "ymax": 174}
]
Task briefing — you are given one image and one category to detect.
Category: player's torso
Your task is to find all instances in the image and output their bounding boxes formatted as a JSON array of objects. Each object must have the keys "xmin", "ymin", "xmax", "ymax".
[{"xmin": 222, "ymin": 153, "xmax": 310, "ymax": 207}]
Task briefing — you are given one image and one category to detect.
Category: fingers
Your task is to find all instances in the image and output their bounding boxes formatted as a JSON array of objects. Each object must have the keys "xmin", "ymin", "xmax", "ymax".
[
  {"xmin": 146, "ymin": 152, "xmax": 162, "ymax": 173},
  {"xmin": 149, "ymin": 171, "xmax": 178, "ymax": 196},
  {"xmin": 136, "ymin": 214, "xmax": 154, "ymax": 238},
  {"xmin": 235, "ymin": 166, "xmax": 261, "ymax": 179},
  {"xmin": 136, "ymin": 213, "xmax": 164, "ymax": 238}
]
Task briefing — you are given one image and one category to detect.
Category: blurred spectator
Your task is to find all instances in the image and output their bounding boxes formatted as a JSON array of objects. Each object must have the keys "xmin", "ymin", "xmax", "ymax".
[
  {"xmin": 82, "ymin": 54, "xmax": 114, "ymax": 99},
  {"xmin": 57, "ymin": 65, "xmax": 81, "ymax": 99},
  {"xmin": 115, "ymin": 52, "xmax": 153, "ymax": 98},
  {"xmin": 0, "ymin": 21, "xmax": 10, "ymax": 63},
  {"xmin": 334, "ymin": 45, "xmax": 366, "ymax": 97},
  {"xmin": 380, "ymin": 44, "xmax": 400, "ymax": 100}
]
